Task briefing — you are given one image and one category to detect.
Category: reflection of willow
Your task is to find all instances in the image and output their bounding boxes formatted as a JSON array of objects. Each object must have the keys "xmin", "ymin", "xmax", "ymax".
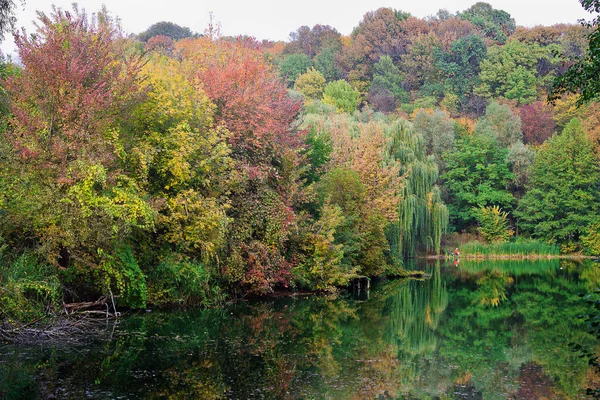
[{"xmin": 384, "ymin": 265, "xmax": 448, "ymax": 357}]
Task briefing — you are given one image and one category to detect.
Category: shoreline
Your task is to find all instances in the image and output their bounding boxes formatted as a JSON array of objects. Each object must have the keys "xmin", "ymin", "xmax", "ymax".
[{"xmin": 421, "ymin": 255, "xmax": 596, "ymax": 260}]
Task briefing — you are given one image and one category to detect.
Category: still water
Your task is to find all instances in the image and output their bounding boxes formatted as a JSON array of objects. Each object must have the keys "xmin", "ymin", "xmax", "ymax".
[{"xmin": 1, "ymin": 259, "xmax": 598, "ymax": 399}]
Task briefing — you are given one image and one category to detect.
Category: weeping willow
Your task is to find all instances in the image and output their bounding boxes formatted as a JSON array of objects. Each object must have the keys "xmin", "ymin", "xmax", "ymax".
[
  {"xmin": 301, "ymin": 112, "xmax": 448, "ymax": 260},
  {"xmin": 385, "ymin": 120, "xmax": 449, "ymax": 258}
]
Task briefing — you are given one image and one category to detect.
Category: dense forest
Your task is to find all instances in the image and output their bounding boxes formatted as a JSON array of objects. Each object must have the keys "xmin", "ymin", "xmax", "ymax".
[{"xmin": 1, "ymin": 2, "xmax": 599, "ymax": 320}]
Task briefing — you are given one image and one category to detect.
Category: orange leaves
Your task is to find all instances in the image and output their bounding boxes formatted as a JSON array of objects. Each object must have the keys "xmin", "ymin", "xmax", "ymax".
[{"xmin": 177, "ymin": 37, "xmax": 303, "ymax": 169}]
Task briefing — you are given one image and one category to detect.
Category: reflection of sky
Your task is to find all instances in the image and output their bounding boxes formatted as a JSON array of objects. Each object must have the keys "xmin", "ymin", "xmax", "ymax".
[{"xmin": 1, "ymin": 0, "xmax": 595, "ymax": 57}]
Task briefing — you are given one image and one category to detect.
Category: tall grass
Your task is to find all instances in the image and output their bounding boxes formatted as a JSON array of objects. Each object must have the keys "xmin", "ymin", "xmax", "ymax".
[{"xmin": 459, "ymin": 239, "xmax": 560, "ymax": 258}]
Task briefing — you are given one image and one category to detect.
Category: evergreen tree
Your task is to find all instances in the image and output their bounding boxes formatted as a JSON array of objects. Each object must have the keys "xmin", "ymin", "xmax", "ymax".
[{"xmin": 516, "ymin": 119, "xmax": 600, "ymax": 244}]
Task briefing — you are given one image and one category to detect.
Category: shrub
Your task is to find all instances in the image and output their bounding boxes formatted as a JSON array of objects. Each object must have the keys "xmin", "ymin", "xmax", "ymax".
[
  {"xmin": 582, "ymin": 222, "xmax": 600, "ymax": 256},
  {"xmin": 146, "ymin": 256, "xmax": 225, "ymax": 307},
  {"xmin": 476, "ymin": 205, "xmax": 514, "ymax": 243}
]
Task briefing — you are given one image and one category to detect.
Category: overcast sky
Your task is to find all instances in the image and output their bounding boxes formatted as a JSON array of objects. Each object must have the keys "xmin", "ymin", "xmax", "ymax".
[{"xmin": 1, "ymin": 0, "xmax": 595, "ymax": 57}]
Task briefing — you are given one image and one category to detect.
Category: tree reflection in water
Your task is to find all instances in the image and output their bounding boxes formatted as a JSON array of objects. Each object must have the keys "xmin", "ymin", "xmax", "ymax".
[{"xmin": 0, "ymin": 260, "xmax": 598, "ymax": 399}]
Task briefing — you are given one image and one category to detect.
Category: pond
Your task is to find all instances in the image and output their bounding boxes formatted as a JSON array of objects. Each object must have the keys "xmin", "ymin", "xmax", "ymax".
[{"xmin": 1, "ymin": 259, "xmax": 598, "ymax": 399}]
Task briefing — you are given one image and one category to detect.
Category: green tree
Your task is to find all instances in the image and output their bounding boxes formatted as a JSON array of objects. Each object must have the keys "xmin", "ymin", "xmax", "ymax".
[
  {"xmin": 280, "ymin": 53, "xmax": 313, "ymax": 87},
  {"xmin": 506, "ymin": 141, "xmax": 535, "ymax": 190},
  {"xmin": 412, "ymin": 109, "xmax": 456, "ymax": 161},
  {"xmin": 368, "ymin": 55, "xmax": 408, "ymax": 112},
  {"xmin": 476, "ymin": 40, "xmax": 553, "ymax": 104},
  {"xmin": 516, "ymin": 119, "xmax": 600, "ymax": 244},
  {"xmin": 476, "ymin": 205, "xmax": 514, "ymax": 243},
  {"xmin": 582, "ymin": 222, "xmax": 600, "ymax": 255},
  {"xmin": 475, "ymin": 101, "xmax": 523, "ymax": 147},
  {"xmin": 460, "ymin": 2, "xmax": 516, "ymax": 44},
  {"xmin": 315, "ymin": 47, "xmax": 341, "ymax": 82},
  {"xmin": 435, "ymin": 34, "xmax": 487, "ymax": 112},
  {"xmin": 386, "ymin": 120, "xmax": 449, "ymax": 258},
  {"xmin": 323, "ymin": 80, "xmax": 360, "ymax": 113},
  {"xmin": 138, "ymin": 21, "xmax": 195, "ymax": 42},
  {"xmin": 442, "ymin": 132, "xmax": 515, "ymax": 231}
]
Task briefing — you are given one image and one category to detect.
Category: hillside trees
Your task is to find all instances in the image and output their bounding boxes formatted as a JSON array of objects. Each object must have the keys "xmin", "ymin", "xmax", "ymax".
[
  {"xmin": 460, "ymin": 2, "xmax": 516, "ymax": 44},
  {"xmin": 435, "ymin": 34, "xmax": 487, "ymax": 114},
  {"xmin": 550, "ymin": 0, "xmax": 600, "ymax": 104}
]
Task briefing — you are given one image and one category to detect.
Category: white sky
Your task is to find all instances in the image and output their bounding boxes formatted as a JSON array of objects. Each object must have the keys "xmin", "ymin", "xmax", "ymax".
[{"xmin": 1, "ymin": 0, "xmax": 595, "ymax": 57}]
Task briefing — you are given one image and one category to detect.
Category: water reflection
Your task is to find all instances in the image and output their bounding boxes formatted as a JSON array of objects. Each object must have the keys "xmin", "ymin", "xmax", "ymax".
[{"xmin": 0, "ymin": 260, "xmax": 597, "ymax": 399}]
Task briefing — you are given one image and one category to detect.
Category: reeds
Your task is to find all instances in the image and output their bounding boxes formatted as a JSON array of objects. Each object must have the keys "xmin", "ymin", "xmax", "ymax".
[{"xmin": 459, "ymin": 239, "xmax": 560, "ymax": 258}]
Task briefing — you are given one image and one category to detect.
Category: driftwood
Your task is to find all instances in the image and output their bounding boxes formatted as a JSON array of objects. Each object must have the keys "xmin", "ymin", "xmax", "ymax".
[
  {"xmin": 0, "ymin": 315, "xmax": 117, "ymax": 345},
  {"xmin": 63, "ymin": 294, "xmax": 120, "ymax": 318},
  {"xmin": 0, "ymin": 295, "xmax": 122, "ymax": 344}
]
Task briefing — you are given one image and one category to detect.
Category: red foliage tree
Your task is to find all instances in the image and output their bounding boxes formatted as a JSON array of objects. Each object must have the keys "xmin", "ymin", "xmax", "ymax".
[
  {"xmin": 519, "ymin": 101, "xmax": 556, "ymax": 145},
  {"xmin": 177, "ymin": 37, "xmax": 303, "ymax": 172},
  {"xmin": 6, "ymin": 5, "xmax": 142, "ymax": 181}
]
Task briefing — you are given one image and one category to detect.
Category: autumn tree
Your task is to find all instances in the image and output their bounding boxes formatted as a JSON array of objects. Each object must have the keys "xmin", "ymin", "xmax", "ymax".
[
  {"xmin": 176, "ymin": 37, "xmax": 304, "ymax": 294},
  {"xmin": 304, "ymin": 113, "xmax": 403, "ymax": 275},
  {"xmin": 399, "ymin": 33, "xmax": 442, "ymax": 92},
  {"xmin": 519, "ymin": 101, "xmax": 556, "ymax": 145},
  {"xmin": 124, "ymin": 54, "xmax": 232, "ymax": 261},
  {"xmin": 431, "ymin": 16, "xmax": 478, "ymax": 49},
  {"xmin": 285, "ymin": 24, "xmax": 342, "ymax": 57},
  {"xmin": 550, "ymin": 0, "xmax": 600, "ymax": 105},
  {"xmin": 337, "ymin": 8, "xmax": 410, "ymax": 92},
  {"xmin": 294, "ymin": 68, "xmax": 326, "ymax": 100},
  {"xmin": 4, "ymin": 5, "xmax": 153, "ymax": 305}
]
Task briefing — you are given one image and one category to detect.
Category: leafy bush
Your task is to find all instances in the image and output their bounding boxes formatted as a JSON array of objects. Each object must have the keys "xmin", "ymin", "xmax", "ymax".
[
  {"xmin": 147, "ymin": 256, "xmax": 225, "ymax": 307},
  {"xmin": 0, "ymin": 249, "xmax": 61, "ymax": 323}
]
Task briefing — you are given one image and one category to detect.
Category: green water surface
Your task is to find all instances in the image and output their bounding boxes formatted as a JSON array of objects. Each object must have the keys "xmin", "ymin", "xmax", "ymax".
[{"xmin": 1, "ymin": 259, "xmax": 598, "ymax": 399}]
